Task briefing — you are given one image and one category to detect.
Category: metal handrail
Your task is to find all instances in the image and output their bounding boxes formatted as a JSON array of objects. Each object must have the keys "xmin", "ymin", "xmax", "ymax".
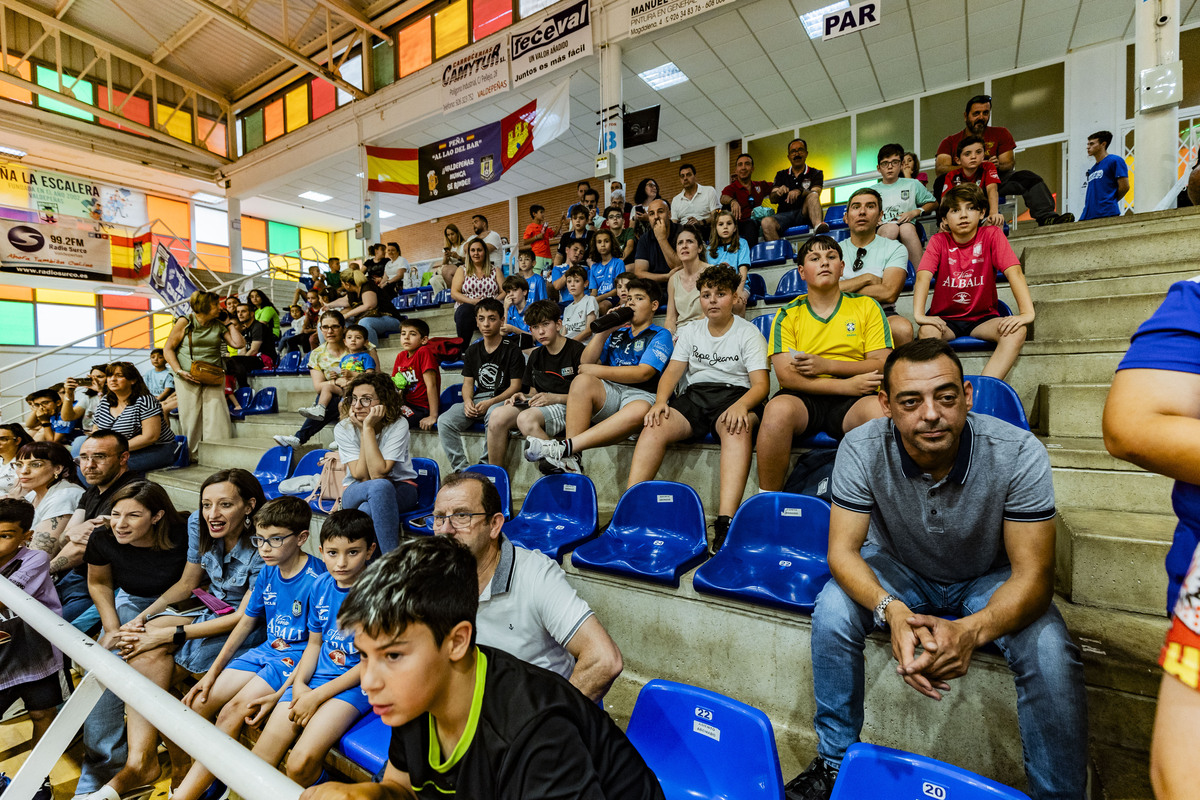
[{"xmin": 0, "ymin": 575, "xmax": 303, "ymax": 800}]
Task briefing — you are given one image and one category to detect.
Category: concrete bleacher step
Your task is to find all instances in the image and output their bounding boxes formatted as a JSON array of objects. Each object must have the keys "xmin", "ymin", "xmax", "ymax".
[
  {"xmin": 1057, "ymin": 508, "xmax": 1175, "ymax": 616},
  {"xmin": 197, "ymin": 437, "xmax": 295, "ymax": 471},
  {"xmin": 1031, "ymin": 293, "xmax": 1169, "ymax": 344},
  {"xmin": 1039, "ymin": 384, "xmax": 1109, "ymax": 438}
]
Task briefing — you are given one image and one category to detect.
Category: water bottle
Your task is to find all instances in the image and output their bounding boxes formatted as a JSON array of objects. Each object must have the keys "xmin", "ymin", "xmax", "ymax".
[{"xmin": 590, "ymin": 306, "xmax": 634, "ymax": 333}]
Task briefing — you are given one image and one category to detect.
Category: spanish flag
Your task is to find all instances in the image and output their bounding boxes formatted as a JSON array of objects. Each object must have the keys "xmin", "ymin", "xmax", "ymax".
[
  {"xmin": 365, "ymin": 147, "xmax": 418, "ymax": 195},
  {"xmin": 109, "ymin": 230, "xmax": 153, "ymax": 280}
]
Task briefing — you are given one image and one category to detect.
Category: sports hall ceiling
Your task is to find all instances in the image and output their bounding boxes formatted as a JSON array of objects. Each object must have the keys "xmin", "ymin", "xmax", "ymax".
[{"xmin": 6, "ymin": 0, "xmax": 1200, "ymax": 230}]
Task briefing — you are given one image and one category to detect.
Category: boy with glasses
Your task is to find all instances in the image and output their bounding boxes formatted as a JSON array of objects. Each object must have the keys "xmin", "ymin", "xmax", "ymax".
[
  {"xmin": 873, "ymin": 143, "xmax": 935, "ymax": 268},
  {"xmin": 604, "ymin": 205, "xmax": 637, "ymax": 261},
  {"xmin": 839, "ymin": 188, "xmax": 914, "ymax": 345}
]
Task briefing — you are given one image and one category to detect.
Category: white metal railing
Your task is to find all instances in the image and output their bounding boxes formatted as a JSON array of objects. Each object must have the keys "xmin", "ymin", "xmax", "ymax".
[{"xmin": 0, "ymin": 575, "xmax": 302, "ymax": 800}]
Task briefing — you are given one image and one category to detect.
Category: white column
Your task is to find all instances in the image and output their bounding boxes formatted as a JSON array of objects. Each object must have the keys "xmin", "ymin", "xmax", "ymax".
[
  {"xmin": 226, "ymin": 196, "xmax": 243, "ymax": 274},
  {"xmin": 1064, "ymin": 41, "xmax": 1126, "ymax": 217},
  {"xmin": 1133, "ymin": 0, "xmax": 1181, "ymax": 211},
  {"xmin": 599, "ymin": 41, "xmax": 623, "ymax": 199},
  {"xmin": 508, "ymin": 196, "xmax": 519, "ymax": 268}
]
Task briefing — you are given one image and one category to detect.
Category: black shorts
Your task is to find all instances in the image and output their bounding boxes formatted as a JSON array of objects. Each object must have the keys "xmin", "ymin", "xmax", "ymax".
[
  {"xmin": 670, "ymin": 383, "xmax": 761, "ymax": 442},
  {"xmin": 0, "ymin": 666, "xmax": 71, "ymax": 714},
  {"xmin": 944, "ymin": 313, "xmax": 1000, "ymax": 339},
  {"xmin": 401, "ymin": 404, "xmax": 429, "ymax": 424},
  {"xmin": 774, "ymin": 390, "xmax": 861, "ymax": 440}
]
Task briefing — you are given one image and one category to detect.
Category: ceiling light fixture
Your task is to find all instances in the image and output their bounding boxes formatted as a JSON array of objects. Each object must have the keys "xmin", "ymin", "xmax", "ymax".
[
  {"xmin": 191, "ymin": 192, "xmax": 223, "ymax": 204},
  {"xmin": 638, "ymin": 63, "xmax": 688, "ymax": 91},
  {"xmin": 800, "ymin": 1, "xmax": 849, "ymax": 38},
  {"xmin": 0, "ymin": 146, "xmax": 28, "ymax": 159},
  {"xmin": 356, "ymin": 172, "xmax": 365, "ymax": 178},
  {"xmin": 299, "ymin": 190, "xmax": 332, "ymax": 202},
  {"xmin": 379, "ymin": 210, "xmax": 395, "ymax": 219}
]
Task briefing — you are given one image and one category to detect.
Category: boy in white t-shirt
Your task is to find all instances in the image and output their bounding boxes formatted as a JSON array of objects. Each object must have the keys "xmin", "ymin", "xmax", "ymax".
[
  {"xmin": 874, "ymin": 143, "xmax": 935, "ymax": 268},
  {"xmin": 626, "ymin": 265, "xmax": 769, "ymax": 553},
  {"xmin": 562, "ymin": 266, "xmax": 598, "ymax": 342}
]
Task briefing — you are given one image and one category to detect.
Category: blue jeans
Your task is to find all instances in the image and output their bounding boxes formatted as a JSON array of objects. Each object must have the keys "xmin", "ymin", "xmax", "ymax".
[
  {"xmin": 341, "ymin": 479, "xmax": 419, "ymax": 553},
  {"xmin": 358, "ymin": 316, "xmax": 401, "ymax": 345},
  {"xmin": 127, "ymin": 442, "xmax": 176, "ymax": 472},
  {"xmin": 811, "ymin": 545, "xmax": 1087, "ymax": 800},
  {"xmin": 76, "ymin": 590, "xmax": 159, "ymax": 794},
  {"xmin": 295, "ymin": 398, "xmax": 341, "ymax": 445}
]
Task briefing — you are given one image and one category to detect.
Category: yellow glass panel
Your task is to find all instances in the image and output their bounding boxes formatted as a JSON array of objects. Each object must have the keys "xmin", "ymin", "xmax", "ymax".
[
  {"xmin": 156, "ymin": 103, "xmax": 192, "ymax": 143},
  {"xmin": 300, "ymin": 228, "xmax": 329, "ymax": 261},
  {"xmin": 333, "ymin": 230, "xmax": 349, "ymax": 261},
  {"xmin": 269, "ymin": 255, "xmax": 302, "ymax": 280},
  {"xmin": 286, "ymin": 85, "xmax": 309, "ymax": 132},
  {"xmin": 0, "ymin": 56, "xmax": 32, "ymax": 104},
  {"xmin": 153, "ymin": 313, "xmax": 174, "ymax": 347},
  {"xmin": 747, "ymin": 130, "xmax": 795, "ymax": 200},
  {"xmin": 435, "ymin": 2, "xmax": 469, "ymax": 61},
  {"xmin": 35, "ymin": 289, "xmax": 95, "ymax": 306},
  {"xmin": 148, "ymin": 196, "xmax": 190, "ymax": 239},
  {"xmin": 103, "ymin": 309, "xmax": 150, "ymax": 349},
  {"xmin": 0, "ymin": 285, "xmax": 33, "ymax": 302},
  {"xmin": 799, "ymin": 116, "xmax": 852, "ymax": 180}
]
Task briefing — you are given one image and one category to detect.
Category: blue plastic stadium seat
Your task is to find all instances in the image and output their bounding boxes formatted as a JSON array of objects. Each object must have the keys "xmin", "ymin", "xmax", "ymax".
[
  {"xmin": 274, "ymin": 350, "xmax": 302, "ymax": 375},
  {"xmin": 948, "ymin": 301, "xmax": 1011, "ymax": 352},
  {"xmin": 783, "ymin": 225, "xmax": 812, "ymax": 237},
  {"xmin": 798, "ymin": 432, "xmax": 839, "ymax": 448},
  {"xmin": 503, "ymin": 474, "xmax": 599, "ymax": 560},
  {"xmin": 441, "ymin": 359, "xmax": 465, "ymax": 371},
  {"xmin": 228, "ymin": 386, "xmax": 254, "ymax": 421},
  {"xmin": 250, "ymin": 358, "xmax": 276, "ymax": 376},
  {"xmin": 242, "ymin": 387, "xmax": 278, "ymax": 416},
  {"xmin": 749, "ymin": 240, "xmax": 794, "ymax": 268},
  {"xmin": 693, "ymin": 493, "xmax": 832, "ymax": 613},
  {"xmin": 830, "ymin": 743, "xmax": 1030, "ymax": 800},
  {"xmin": 254, "ymin": 445, "xmax": 295, "ymax": 499},
  {"xmin": 829, "ymin": 228, "xmax": 851, "ymax": 243},
  {"xmin": 966, "ymin": 374, "xmax": 1029, "ymax": 430},
  {"xmin": 391, "ymin": 295, "xmax": 406, "ymax": 312},
  {"xmin": 437, "ymin": 384, "xmax": 482, "ymax": 430},
  {"xmin": 625, "ymin": 679, "xmax": 784, "ymax": 800},
  {"xmin": 281, "ymin": 449, "xmax": 328, "ymax": 496},
  {"xmin": 415, "ymin": 287, "xmax": 434, "ymax": 308},
  {"xmin": 465, "ymin": 464, "xmax": 512, "ymax": 519},
  {"xmin": 339, "ymin": 714, "xmax": 390, "ymax": 779},
  {"xmin": 399, "ymin": 458, "xmax": 441, "ymax": 535},
  {"xmin": 745, "ymin": 273, "xmax": 767, "ymax": 307},
  {"xmin": 298, "ymin": 351, "xmax": 311, "ymax": 372},
  {"xmin": 903, "ymin": 262, "xmax": 916, "ymax": 291},
  {"xmin": 571, "ymin": 481, "xmax": 707, "ymax": 586},
  {"xmin": 752, "ymin": 313, "xmax": 775, "ymax": 340},
  {"xmin": 765, "ymin": 269, "xmax": 807, "ymax": 303},
  {"xmin": 435, "ymin": 289, "xmax": 453, "ymax": 305},
  {"xmin": 824, "ymin": 204, "xmax": 848, "ymax": 230},
  {"xmin": 171, "ymin": 436, "xmax": 189, "ymax": 469}
]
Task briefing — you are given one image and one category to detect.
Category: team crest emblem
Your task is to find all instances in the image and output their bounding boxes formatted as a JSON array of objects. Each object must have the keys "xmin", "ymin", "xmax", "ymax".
[
  {"xmin": 634, "ymin": 339, "xmax": 646, "ymax": 352},
  {"xmin": 330, "ymin": 650, "xmax": 347, "ymax": 667},
  {"xmin": 845, "ymin": 321, "xmax": 857, "ymax": 333},
  {"xmin": 481, "ymin": 154, "xmax": 495, "ymax": 181},
  {"xmin": 900, "ymin": 190, "xmax": 910, "ymax": 201},
  {"xmin": 282, "ymin": 657, "xmax": 295, "ymax": 668},
  {"xmin": 953, "ymin": 291, "xmax": 971, "ymax": 304},
  {"xmin": 292, "ymin": 600, "xmax": 302, "ymax": 617},
  {"xmin": 973, "ymin": 243, "xmax": 983, "ymax": 256}
]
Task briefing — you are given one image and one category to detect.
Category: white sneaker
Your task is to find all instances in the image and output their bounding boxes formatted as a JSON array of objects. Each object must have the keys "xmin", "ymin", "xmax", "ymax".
[
  {"xmin": 560, "ymin": 453, "xmax": 584, "ymax": 475},
  {"xmin": 297, "ymin": 404, "xmax": 326, "ymax": 421},
  {"xmin": 274, "ymin": 434, "xmax": 301, "ymax": 448},
  {"xmin": 524, "ymin": 436, "xmax": 564, "ymax": 464}
]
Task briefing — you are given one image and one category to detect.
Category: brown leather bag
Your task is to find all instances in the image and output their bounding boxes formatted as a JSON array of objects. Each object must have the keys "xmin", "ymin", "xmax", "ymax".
[{"xmin": 187, "ymin": 322, "xmax": 226, "ymax": 386}]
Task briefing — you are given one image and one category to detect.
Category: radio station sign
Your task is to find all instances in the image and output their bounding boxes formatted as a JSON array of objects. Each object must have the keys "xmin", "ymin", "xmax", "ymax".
[
  {"xmin": 628, "ymin": 0, "xmax": 735, "ymax": 35},
  {"xmin": 441, "ymin": 42, "xmax": 510, "ymax": 115},
  {"xmin": 0, "ymin": 218, "xmax": 112, "ymax": 281},
  {"xmin": 509, "ymin": 0, "xmax": 591, "ymax": 89}
]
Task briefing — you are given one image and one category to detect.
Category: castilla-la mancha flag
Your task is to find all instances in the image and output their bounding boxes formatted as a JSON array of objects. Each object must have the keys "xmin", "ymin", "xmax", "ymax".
[{"xmin": 365, "ymin": 80, "xmax": 570, "ymax": 200}]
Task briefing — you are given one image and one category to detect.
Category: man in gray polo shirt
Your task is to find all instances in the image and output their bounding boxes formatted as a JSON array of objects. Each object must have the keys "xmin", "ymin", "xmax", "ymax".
[
  {"xmin": 430, "ymin": 471, "xmax": 623, "ymax": 701},
  {"xmin": 784, "ymin": 339, "xmax": 1086, "ymax": 800}
]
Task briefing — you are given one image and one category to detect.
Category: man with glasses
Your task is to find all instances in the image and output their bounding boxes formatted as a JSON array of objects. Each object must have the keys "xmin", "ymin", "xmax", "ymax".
[
  {"xmin": 755, "ymin": 236, "xmax": 892, "ymax": 493},
  {"xmin": 762, "ymin": 138, "xmax": 829, "ymax": 241},
  {"xmin": 430, "ymin": 471, "xmax": 623, "ymax": 701},
  {"xmin": 934, "ymin": 94, "xmax": 1073, "ymax": 226},
  {"xmin": 721, "ymin": 152, "xmax": 773, "ymax": 247},
  {"xmin": 840, "ymin": 188, "xmax": 914, "ymax": 346}
]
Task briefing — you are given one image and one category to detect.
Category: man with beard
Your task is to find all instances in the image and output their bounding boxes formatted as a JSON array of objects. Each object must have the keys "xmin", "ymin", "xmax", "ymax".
[
  {"xmin": 784, "ymin": 339, "xmax": 1087, "ymax": 800},
  {"xmin": 934, "ymin": 95, "xmax": 1074, "ymax": 226},
  {"xmin": 721, "ymin": 152, "xmax": 773, "ymax": 247}
]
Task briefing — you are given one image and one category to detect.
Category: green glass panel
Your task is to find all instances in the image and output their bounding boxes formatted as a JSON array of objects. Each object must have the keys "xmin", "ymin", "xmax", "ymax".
[
  {"xmin": 747, "ymin": 130, "xmax": 795, "ymax": 191},
  {"xmin": 920, "ymin": 83, "xmax": 983, "ymax": 159},
  {"xmin": 991, "ymin": 64, "xmax": 1064, "ymax": 141},
  {"xmin": 834, "ymin": 178, "xmax": 881, "ymax": 203},
  {"xmin": 799, "ymin": 116, "xmax": 852, "ymax": 182},
  {"xmin": 267, "ymin": 221, "xmax": 301, "ymax": 255},
  {"xmin": 35, "ymin": 65, "xmax": 93, "ymax": 121},
  {"xmin": 856, "ymin": 102, "xmax": 914, "ymax": 174},
  {"xmin": 373, "ymin": 40, "xmax": 396, "ymax": 89},
  {"xmin": 1012, "ymin": 142, "xmax": 1063, "ymax": 217},
  {"xmin": 0, "ymin": 302, "xmax": 34, "ymax": 345},
  {"xmin": 244, "ymin": 110, "xmax": 264, "ymax": 152}
]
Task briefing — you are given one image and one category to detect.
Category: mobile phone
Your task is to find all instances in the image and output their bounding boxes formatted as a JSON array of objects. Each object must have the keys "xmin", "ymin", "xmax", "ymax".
[{"xmin": 512, "ymin": 399, "xmax": 529, "ymax": 408}]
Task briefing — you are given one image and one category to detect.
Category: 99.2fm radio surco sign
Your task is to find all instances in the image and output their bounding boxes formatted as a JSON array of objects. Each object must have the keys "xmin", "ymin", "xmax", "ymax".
[{"xmin": 0, "ymin": 219, "xmax": 112, "ymax": 281}]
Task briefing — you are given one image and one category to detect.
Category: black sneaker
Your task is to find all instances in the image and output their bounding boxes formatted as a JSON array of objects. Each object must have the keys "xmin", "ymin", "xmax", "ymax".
[
  {"xmin": 784, "ymin": 757, "xmax": 838, "ymax": 800},
  {"xmin": 1057, "ymin": 212, "xmax": 1075, "ymax": 224},
  {"xmin": 710, "ymin": 515, "xmax": 732, "ymax": 555},
  {"xmin": 30, "ymin": 778, "xmax": 52, "ymax": 800}
]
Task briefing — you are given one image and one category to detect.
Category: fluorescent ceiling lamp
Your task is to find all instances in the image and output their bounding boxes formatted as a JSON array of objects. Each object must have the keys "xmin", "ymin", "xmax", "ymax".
[
  {"xmin": 356, "ymin": 172, "xmax": 365, "ymax": 178},
  {"xmin": 800, "ymin": 0, "xmax": 849, "ymax": 38},
  {"xmin": 0, "ymin": 146, "xmax": 27, "ymax": 158},
  {"xmin": 638, "ymin": 63, "xmax": 688, "ymax": 91},
  {"xmin": 379, "ymin": 210, "xmax": 396, "ymax": 219},
  {"xmin": 299, "ymin": 190, "xmax": 332, "ymax": 202},
  {"xmin": 191, "ymin": 192, "xmax": 223, "ymax": 204}
]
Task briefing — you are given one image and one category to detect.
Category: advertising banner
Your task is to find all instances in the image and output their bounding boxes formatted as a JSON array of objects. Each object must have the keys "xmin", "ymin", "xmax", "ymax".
[
  {"xmin": 0, "ymin": 162, "xmax": 146, "ymax": 224},
  {"xmin": 628, "ymin": 0, "xmax": 734, "ymax": 36},
  {"xmin": 149, "ymin": 242, "xmax": 198, "ymax": 314},
  {"xmin": 0, "ymin": 218, "xmax": 112, "ymax": 280},
  {"xmin": 509, "ymin": 0, "xmax": 591, "ymax": 89},
  {"xmin": 418, "ymin": 122, "xmax": 504, "ymax": 203},
  {"xmin": 441, "ymin": 41, "xmax": 510, "ymax": 115}
]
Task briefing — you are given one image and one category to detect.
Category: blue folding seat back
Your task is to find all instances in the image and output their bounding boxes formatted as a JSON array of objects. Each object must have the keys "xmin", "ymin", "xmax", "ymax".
[
  {"xmin": 298, "ymin": 351, "xmax": 311, "ymax": 373},
  {"xmin": 399, "ymin": 458, "xmax": 441, "ymax": 534},
  {"xmin": 752, "ymin": 313, "xmax": 775, "ymax": 340},
  {"xmin": 235, "ymin": 387, "xmax": 254, "ymax": 408},
  {"xmin": 745, "ymin": 273, "xmax": 767, "ymax": 304},
  {"xmin": 949, "ymin": 301, "xmax": 1012, "ymax": 352},
  {"xmin": 830, "ymin": 743, "xmax": 1030, "ymax": 800},
  {"xmin": 255, "ymin": 445, "xmax": 295, "ymax": 499},
  {"xmin": 693, "ymin": 493, "xmax": 832, "ymax": 613},
  {"xmin": 250, "ymin": 358, "xmax": 276, "ymax": 376},
  {"xmin": 829, "ymin": 228, "xmax": 851, "ymax": 243},
  {"xmin": 824, "ymin": 204, "xmax": 848, "ymax": 229},
  {"xmin": 281, "ymin": 449, "xmax": 329, "ymax": 496},
  {"xmin": 339, "ymin": 714, "xmax": 390, "ymax": 779},
  {"xmin": 798, "ymin": 432, "xmax": 839, "ymax": 448},
  {"xmin": 903, "ymin": 262, "xmax": 916, "ymax": 291},
  {"xmin": 436, "ymin": 384, "xmax": 482, "ymax": 430},
  {"xmin": 767, "ymin": 269, "xmax": 807, "ymax": 302},
  {"xmin": 625, "ymin": 679, "xmax": 784, "ymax": 800},
  {"xmin": 502, "ymin": 474, "xmax": 598, "ymax": 560},
  {"xmin": 571, "ymin": 481, "xmax": 707, "ymax": 586},
  {"xmin": 416, "ymin": 287, "xmax": 434, "ymax": 307},
  {"xmin": 465, "ymin": 464, "xmax": 512, "ymax": 519},
  {"xmin": 783, "ymin": 224, "xmax": 811, "ymax": 237},
  {"xmin": 275, "ymin": 350, "xmax": 302, "ymax": 375},
  {"xmin": 243, "ymin": 387, "xmax": 278, "ymax": 415},
  {"xmin": 750, "ymin": 240, "xmax": 794, "ymax": 267},
  {"xmin": 966, "ymin": 375, "xmax": 1029, "ymax": 431},
  {"xmin": 171, "ymin": 436, "xmax": 189, "ymax": 469}
]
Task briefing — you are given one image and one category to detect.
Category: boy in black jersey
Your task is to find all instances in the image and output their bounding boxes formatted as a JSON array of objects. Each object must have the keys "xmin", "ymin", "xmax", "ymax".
[{"xmin": 304, "ymin": 536, "xmax": 664, "ymax": 800}]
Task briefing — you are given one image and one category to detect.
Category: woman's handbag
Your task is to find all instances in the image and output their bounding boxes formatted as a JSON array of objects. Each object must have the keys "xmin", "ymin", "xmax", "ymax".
[{"xmin": 187, "ymin": 322, "xmax": 226, "ymax": 386}]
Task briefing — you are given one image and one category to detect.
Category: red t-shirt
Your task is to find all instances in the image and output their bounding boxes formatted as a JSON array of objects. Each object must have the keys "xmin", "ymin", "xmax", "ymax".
[
  {"xmin": 917, "ymin": 226, "xmax": 1017, "ymax": 321},
  {"xmin": 720, "ymin": 179, "xmax": 773, "ymax": 221},
  {"xmin": 939, "ymin": 162, "xmax": 1001, "ymax": 198},
  {"xmin": 936, "ymin": 127, "xmax": 1018, "ymax": 165},
  {"xmin": 391, "ymin": 346, "xmax": 439, "ymax": 410},
  {"xmin": 523, "ymin": 222, "xmax": 554, "ymax": 259}
]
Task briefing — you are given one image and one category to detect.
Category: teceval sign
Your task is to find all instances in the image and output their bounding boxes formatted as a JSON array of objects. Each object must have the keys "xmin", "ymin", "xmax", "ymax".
[{"xmin": 509, "ymin": 0, "xmax": 591, "ymax": 89}]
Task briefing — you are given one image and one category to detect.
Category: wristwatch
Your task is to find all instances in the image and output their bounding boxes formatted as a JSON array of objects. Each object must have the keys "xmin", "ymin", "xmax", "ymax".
[
  {"xmin": 173, "ymin": 625, "xmax": 187, "ymax": 647},
  {"xmin": 873, "ymin": 594, "xmax": 897, "ymax": 628}
]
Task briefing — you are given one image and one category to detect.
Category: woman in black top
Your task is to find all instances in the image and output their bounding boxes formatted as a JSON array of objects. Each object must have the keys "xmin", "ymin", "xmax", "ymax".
[{"xmin": 345, "ymin": 269, "xmax": 402, "ymax": 345}]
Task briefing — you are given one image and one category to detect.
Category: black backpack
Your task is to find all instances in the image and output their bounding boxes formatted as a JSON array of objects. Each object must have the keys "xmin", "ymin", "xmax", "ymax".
[{"xmin": 782, "ymin": 448, "xmax": 839, "ymax": 502}]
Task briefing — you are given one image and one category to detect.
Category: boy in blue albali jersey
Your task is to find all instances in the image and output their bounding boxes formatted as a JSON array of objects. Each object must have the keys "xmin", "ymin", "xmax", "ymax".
[
  {"xmin": 251, "ymin": 509, "xmax": 378, "ymax": 788},
  {"xmin": 175, "ymin": 496, "xmax": 325, "ymax": 800},
  {"xmin": 526, "ymin": 278, "xmax": 672, "ymax": 475}
]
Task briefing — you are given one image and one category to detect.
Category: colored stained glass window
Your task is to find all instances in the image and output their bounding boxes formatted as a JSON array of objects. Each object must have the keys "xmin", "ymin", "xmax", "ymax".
[
  {"xmin": 98, "ymin": 88, "xmax": 152, "ymax": 133},
  {"xmin": 101, "ymin": 294, "xmax": 149, "ymax": 310},
  {"xmin": 373, "ymin": 40, "xmax": 396, "ymax": 88},
  {"xmin": 286, "ymin": 85, "xmax": 308, "ymax": 132},
  {"xmin": 332, "ymin": 230, "xmax": 349, "ymax": 261},
  {"xmin": 0, "ymin": 301, "xmax": 34, "ymax": 345},
  {"xmin": 241, "ymin": 217, "xmax": 267, "ymax": 251},
  {"xmin": 399, "ymin": 17, "xmax": 433, "ymax": 78},
  {"xmin": 0, "ymin": 286, "xmax": 32, "ymax": 302},
  {"xmin": 244, "ymin": 109, "xmax": 264, "ymax": 152},
  {"xmin": 311, "ymin": 79, "xmax": 336, "ymax": 119},
  {"xmin": 153, "ymin": 314, "xmax": 174, "ymax": 347},
  {"xmin": 0, "ymin": 57, "xmax": 31, "ymax": 104},
  {"xmin": 435, "ymin": 2, "xmax": 468, "ymax": 61},
  {"xmin": 268, "ymin": 221, "xmax": 300, "ymax": 254},
  {"xmin": 37, "ymin": 304, "xmax": 98, "ymax": 347},
  {"xmin": 198, "ymin": 118, "xmax": 227, "ymax": 157},
  {"xmin": 157, "ymin": 103, "xmax": 191, "ymax": 142},
  {"xmin": 196, "ymin": 242, "xmax": 230, "ymax": 272},
  {"xmin": 300, "ymin": 228, "xmax": 330, "ymax": 261},
  {"xmin": 473, "ymin": 0, "xmax": 512, "ymax": 40},
  {"xmin": 35, "ymin": 289, "xmax": 94, "ymax": 306},
  {"xmin": 263, "ymin": 98, "xmax": 285, "ymax": 142},
  {"xmin": 103, "ymin": 309, "xmax": 150, "ymax": 349},
  {"xmin": 35, "ymin": 66, "xmax": 94, "ymax": 121},
  {"xmin": 147, "ymin": 196, "xmax": 189, "ymax": 239}
]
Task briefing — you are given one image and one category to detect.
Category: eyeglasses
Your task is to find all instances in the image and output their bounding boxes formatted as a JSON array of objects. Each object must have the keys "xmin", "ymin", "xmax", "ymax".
[
  {"xmin": 431, "ymin": 512, "xmax": 489, "ymax": 530},
  {"xmin": 879, "ymin": 158, "xmax": 902, "ymax": 167},
  {"xmin": 349, "ymin": 395, "xmax": 376, "ymax": 406},
  {"xmin": 75, "ymin": 454, "xmax": 113, "ymax": 464},
  {"xmin": 852, "ymin": 247, "xmax": 867, "ymax": 273},
  {"xmin": 250, "ymin": 532, "xmax": 297, "ymax": 548},
  {"xmin": 319, "ymin": 324, "xmax": 342, "ymax": 331}
]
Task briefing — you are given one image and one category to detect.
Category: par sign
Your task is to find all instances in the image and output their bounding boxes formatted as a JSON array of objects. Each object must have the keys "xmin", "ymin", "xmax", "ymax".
[{"xmin": 822, "ymin": 1, "xmax": 880, "ymax": 40}]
